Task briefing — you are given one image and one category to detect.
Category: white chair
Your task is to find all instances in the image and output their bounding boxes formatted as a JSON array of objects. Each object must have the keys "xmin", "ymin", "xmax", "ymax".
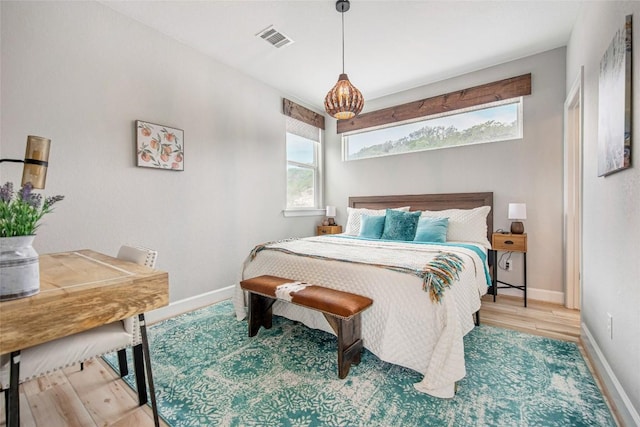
[{"xmin": 1, "ymin": 245, "xmax": 158, "ymax": 424}]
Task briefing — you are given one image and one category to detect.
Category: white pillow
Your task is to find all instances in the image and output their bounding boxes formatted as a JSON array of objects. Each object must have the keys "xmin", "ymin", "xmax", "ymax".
[
  {"xmin": 344, "ymin": 206, "xmax": 411, "ymax": 236},
  {"xmin": 420, "ymin": 205, "xmax": 491, "ymax": 248}
]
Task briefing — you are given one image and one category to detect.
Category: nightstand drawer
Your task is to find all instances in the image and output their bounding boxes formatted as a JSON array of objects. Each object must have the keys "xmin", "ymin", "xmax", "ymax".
[
  {"xmin": 492, "ymin": 233, "xmax": 527, "ymax": 252},
  {"xmin": 317, "ymin": 225, "xmax": 342, "ymax": 236}
]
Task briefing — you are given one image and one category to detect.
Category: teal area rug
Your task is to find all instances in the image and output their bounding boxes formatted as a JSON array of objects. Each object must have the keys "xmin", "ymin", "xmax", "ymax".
[{"xmin": 104, "ymin": 300, "xmax": 615, "ymax": 426}]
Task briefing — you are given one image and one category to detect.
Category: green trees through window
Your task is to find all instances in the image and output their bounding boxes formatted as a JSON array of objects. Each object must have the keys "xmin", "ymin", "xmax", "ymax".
[
  {"xmin": 286, "ymin": 118, "xmax": 321, "ymax": 209},
  {"xmin": 286, "ymin": 166, "xmax": 314, "ymax": 208}
]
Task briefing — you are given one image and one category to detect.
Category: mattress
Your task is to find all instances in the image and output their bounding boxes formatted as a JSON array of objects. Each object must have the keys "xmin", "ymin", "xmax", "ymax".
[{"xmin": 233, "ymin": 235, "xmax": 490, "ymax": 398}]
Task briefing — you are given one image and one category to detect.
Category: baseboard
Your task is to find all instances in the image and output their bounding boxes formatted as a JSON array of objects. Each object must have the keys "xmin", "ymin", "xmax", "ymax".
[
  {"xmin": 146, "ymin": 285, "xmax": 235, "ymax": 324},
  {"xmin": 582, "ymin": 323, "xmax": 640, "ymax": 427},
  {"xmin": 495, "ymin": 286, "xmax": 564, "ymax": 304}
]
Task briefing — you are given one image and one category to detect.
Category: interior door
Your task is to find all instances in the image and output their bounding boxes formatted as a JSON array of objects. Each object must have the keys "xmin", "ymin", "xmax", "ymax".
[{"xmin": 563, "ymin": 68, "xmax": 583, "ymax": 310}]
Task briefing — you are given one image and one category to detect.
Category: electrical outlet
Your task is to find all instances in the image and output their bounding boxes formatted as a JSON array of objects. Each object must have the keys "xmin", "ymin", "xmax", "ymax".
[
  {"xmin": 506, "ymin": 259, "xmax": 513, "ymax": 271},
  {"xmin": 607, "ymin": 313, "xmax": 613, "ymax": 340}
]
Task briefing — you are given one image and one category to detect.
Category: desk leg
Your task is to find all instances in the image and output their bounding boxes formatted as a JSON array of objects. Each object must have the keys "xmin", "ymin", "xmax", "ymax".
[
  {"xmin": 117, "ymin": 349, "xmax": 129, "ymax": 377},
  {"xmin": 492, "ymin": 250, "xmax": 498, "ymax": 302},
  {"xmin": 6, "ymin": 351, "xmax": 20, "ymax": 427},
  {"xmin": 523, "ymin": 253, "xmax": 527, "ymax": 307},
  {"xmin": 139, "ymin": 313, "xmax": 160, "ymax": 427}
]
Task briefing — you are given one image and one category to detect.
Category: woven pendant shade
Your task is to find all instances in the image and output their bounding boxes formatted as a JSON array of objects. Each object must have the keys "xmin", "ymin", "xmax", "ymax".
[
  {"xmin": 324, "ymin": 0, "xmax": 364, "ymax": 120},
  {"xmin": 324, "ymin": 73, "xmax": 364, "ymax": 120}
]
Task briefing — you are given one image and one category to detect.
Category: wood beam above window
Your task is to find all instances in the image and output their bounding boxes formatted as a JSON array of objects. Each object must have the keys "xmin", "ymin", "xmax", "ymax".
[
  {"xmin": 336, "ymin": 73, "xmax": 531, "ymax": 134},
  {"xmin": 283, "ymin": 98, "xmax": 325, "ymax": 130}
]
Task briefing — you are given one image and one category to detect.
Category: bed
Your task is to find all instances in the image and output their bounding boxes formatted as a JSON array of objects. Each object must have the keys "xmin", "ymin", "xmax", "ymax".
[{"xmin": 233, "ymin": 192, "xmax": 493, "ymax": 398}]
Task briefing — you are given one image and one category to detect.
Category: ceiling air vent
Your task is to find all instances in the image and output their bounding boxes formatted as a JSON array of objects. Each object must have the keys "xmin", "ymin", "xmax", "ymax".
[{"xmin": 256, "ymin": 25, "xmax": 294, "ymax": 48}]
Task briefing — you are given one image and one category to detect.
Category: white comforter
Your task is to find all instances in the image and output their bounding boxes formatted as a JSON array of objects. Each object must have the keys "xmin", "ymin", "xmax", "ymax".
[{"xmin": 233, "ymin": 236, "xmax": 489, "ymax": 398}]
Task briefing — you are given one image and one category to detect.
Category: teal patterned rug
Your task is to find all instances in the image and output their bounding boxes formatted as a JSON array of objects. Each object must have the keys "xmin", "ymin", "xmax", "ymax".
[{"xmin": 104, "ymin": 300, "xmax": 615, "ymax": 427}]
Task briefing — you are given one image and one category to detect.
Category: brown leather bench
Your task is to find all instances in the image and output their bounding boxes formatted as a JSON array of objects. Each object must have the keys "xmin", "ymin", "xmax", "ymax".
[{"xmin": 240, "ymin": 275, "xmax": 373, "ymax": 379}]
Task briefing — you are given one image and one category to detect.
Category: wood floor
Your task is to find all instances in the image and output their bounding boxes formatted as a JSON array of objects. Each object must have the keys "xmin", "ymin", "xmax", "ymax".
[
  {"xmin": 479, "ymin": 294, "xmax": 581, "ymax": 342},
  {"xmin": 1, "ymin": 296, "xmax": 582, "ymax": 427},
  {"xmin": 0, "ymin": 358, "xmax": 168, "ymax": 427}
]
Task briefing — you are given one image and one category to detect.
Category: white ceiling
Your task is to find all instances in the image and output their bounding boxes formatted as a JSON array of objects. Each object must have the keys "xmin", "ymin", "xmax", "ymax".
[{"xmin": 100, "ymin": 0, "xmax": 584, "ymax": 112}]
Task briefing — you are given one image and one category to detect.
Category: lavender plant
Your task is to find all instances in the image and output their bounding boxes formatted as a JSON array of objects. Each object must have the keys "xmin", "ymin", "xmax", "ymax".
[{"xmin": 0, "ymin": 182, "xmax": 64, "ymax": 237}]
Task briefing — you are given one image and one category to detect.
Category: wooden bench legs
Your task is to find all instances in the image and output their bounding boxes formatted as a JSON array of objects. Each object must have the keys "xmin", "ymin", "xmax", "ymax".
[
  {"xmin": 247, "ymin": 292, "xmax": 275, "ymax": 337},
  {"xmin": 247, "ymin": 292, "xmax": 363, "ymax": 379},
  {"xmin": 322, "ymin": 313, "xmax": 363, "ymax": 379}
]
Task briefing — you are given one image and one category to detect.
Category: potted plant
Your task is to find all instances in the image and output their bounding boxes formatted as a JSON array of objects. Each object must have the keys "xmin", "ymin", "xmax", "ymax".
[{"xmin": 0, "ymin": 181, "xmax": 64, "ymax": 300}]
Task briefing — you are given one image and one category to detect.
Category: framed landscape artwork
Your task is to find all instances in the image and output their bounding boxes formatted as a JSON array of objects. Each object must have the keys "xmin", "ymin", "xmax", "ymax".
[
  {"xmin": 136, "ymin": 120, "xmax": 184, "ymax": 171},
  {"xmin": 597, "ymin": 14, "xmax": 632, "ymax": 177}
]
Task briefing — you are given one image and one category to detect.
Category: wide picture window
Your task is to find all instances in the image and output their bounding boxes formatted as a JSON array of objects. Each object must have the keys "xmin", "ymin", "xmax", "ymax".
[{"xmin": 343, "ymin": 97, "xmax": 523, "ymax": 161}]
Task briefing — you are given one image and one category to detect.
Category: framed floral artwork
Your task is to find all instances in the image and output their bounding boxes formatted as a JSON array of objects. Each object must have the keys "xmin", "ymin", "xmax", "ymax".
[{"xmin": 136, "ymin": 120, "xmax": 184, "ymax": 170}]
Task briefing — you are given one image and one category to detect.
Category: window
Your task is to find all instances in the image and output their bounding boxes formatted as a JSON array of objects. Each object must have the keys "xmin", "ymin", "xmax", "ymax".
[
  {"xmin": 343, "ymin": 97, "xmax": 523, "ymax": 161},
  {"xmin": 286, "ymin": 117, "xmax": 322, "ymax": 209}
]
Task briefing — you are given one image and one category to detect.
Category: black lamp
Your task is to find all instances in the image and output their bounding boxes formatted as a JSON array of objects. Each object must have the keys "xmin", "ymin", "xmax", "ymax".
[{"xmin": 0, "ymin": 136, "xmax": 51, "ymax": 189}]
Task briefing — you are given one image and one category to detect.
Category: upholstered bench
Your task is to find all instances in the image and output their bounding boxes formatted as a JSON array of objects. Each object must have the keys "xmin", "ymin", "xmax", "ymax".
[{"xmin": 240, "ymin": 275, "xmax": 373, "ymax": 379}]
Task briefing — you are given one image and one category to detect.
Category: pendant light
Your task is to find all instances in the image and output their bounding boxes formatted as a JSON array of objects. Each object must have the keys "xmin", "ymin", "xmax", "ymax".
[{"xmin": 324, "ymin": 0, "xmax": 364, "ymax": 120}]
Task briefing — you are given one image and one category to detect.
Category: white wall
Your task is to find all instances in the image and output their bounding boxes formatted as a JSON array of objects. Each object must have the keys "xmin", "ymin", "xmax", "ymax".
[
  {"xmin": 567, "ymin": 3, "xmax": 640, "ymax": 425},
  {"xmin": 325, "ymin": 48, "xmax": 567, "ymax": 302},
  {"xmin": 4, "ymin": 0, "xmax": 636, "ymax": 421},
  {"xmin": 1, "ymin": 1, "xmax": 318, "ymax": 304}
]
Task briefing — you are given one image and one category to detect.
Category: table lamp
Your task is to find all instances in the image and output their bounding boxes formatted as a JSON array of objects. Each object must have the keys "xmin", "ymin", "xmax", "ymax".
[
  {"xmin": 326, "ymin": 206, "xmax": 337, "ymax": 226},
  {"xmin": 0, "ymin": 135, "xmax": 51, "ymax": 189},
  {"xmin": 508, "ymin": 203, "xmax": 527, "ymax": 234}
]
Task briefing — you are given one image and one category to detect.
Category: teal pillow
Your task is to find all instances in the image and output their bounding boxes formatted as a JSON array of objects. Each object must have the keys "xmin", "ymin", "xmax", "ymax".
[
  {"xmin": 358, "ymin": 215, "xmax": 386, "ymax": 239},
  {"xmin": 380, "ymin": 209, "xmax": 421, "ymax": 241},
  {"xmin": 414, "ymin": 216, "xmax": 449, "ymax": 243}
]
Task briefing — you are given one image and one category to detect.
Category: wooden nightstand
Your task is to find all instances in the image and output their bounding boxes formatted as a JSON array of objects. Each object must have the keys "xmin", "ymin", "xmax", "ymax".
[
  {"xmin": 317, "ymin": 225, "xmax": 342, "ymax": 236},
  {"xmin": 490, "ymin": 232, "xmax": 528, "ymax": 306}
]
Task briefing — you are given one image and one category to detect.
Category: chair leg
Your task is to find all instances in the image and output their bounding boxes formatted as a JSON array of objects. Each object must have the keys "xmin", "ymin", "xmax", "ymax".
[
  {"xmin": 117, "ymin": 349, "xmax": 129, "ymax": 377},
  {"xmin": 132, "ymin": 344, "xmax": 148, "ymax": 406},
  {"xmin": 6, "ymin": 351, "xmax": 21, "ymax": 427}
]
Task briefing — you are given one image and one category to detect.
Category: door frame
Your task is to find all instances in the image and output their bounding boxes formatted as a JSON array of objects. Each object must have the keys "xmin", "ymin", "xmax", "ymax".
[{"xmin": 563, "ymin": 67, "xmax": 584, "ymax": 310}]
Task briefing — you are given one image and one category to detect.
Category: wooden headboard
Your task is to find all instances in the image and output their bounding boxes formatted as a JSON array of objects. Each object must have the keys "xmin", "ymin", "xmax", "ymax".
[{"xmin": 348, "ymin": 192, "xmax": 493, "ymax": 242}]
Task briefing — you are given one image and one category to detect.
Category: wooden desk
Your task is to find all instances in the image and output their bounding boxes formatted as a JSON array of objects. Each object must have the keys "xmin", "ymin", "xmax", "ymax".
[{"xmin": 0, "ymin": 250, "xmax": 169, "ymax": 427}]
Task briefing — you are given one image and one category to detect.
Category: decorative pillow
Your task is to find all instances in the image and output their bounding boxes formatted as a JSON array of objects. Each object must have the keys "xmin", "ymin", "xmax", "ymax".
[
  {"xmin": 344, "ymin": 206, "xmax": 411, "ymax": 236},
  {"xmin": 358, "ymin": 215, "xmax": 386, "ymax": 239},
  {"xmin": 414, "ymin": 217, "xmax": 449, "ymax": 243},
  {"xmin": 420, "ymin": 205, "xmax": 491, "ymax": 248},
  {"xmin": 380, "ymin": 209, "xmax": 421, "ymax": 241}
]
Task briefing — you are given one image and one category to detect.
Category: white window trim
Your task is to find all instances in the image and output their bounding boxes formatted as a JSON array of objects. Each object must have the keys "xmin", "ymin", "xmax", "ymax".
[
  {"xmin": 282, "ymin": 208, "xmax": 326, "ymax": 217},
  {"xmin": 284, "ymin": 118, "xmax": 324, "ymax": 214}
]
